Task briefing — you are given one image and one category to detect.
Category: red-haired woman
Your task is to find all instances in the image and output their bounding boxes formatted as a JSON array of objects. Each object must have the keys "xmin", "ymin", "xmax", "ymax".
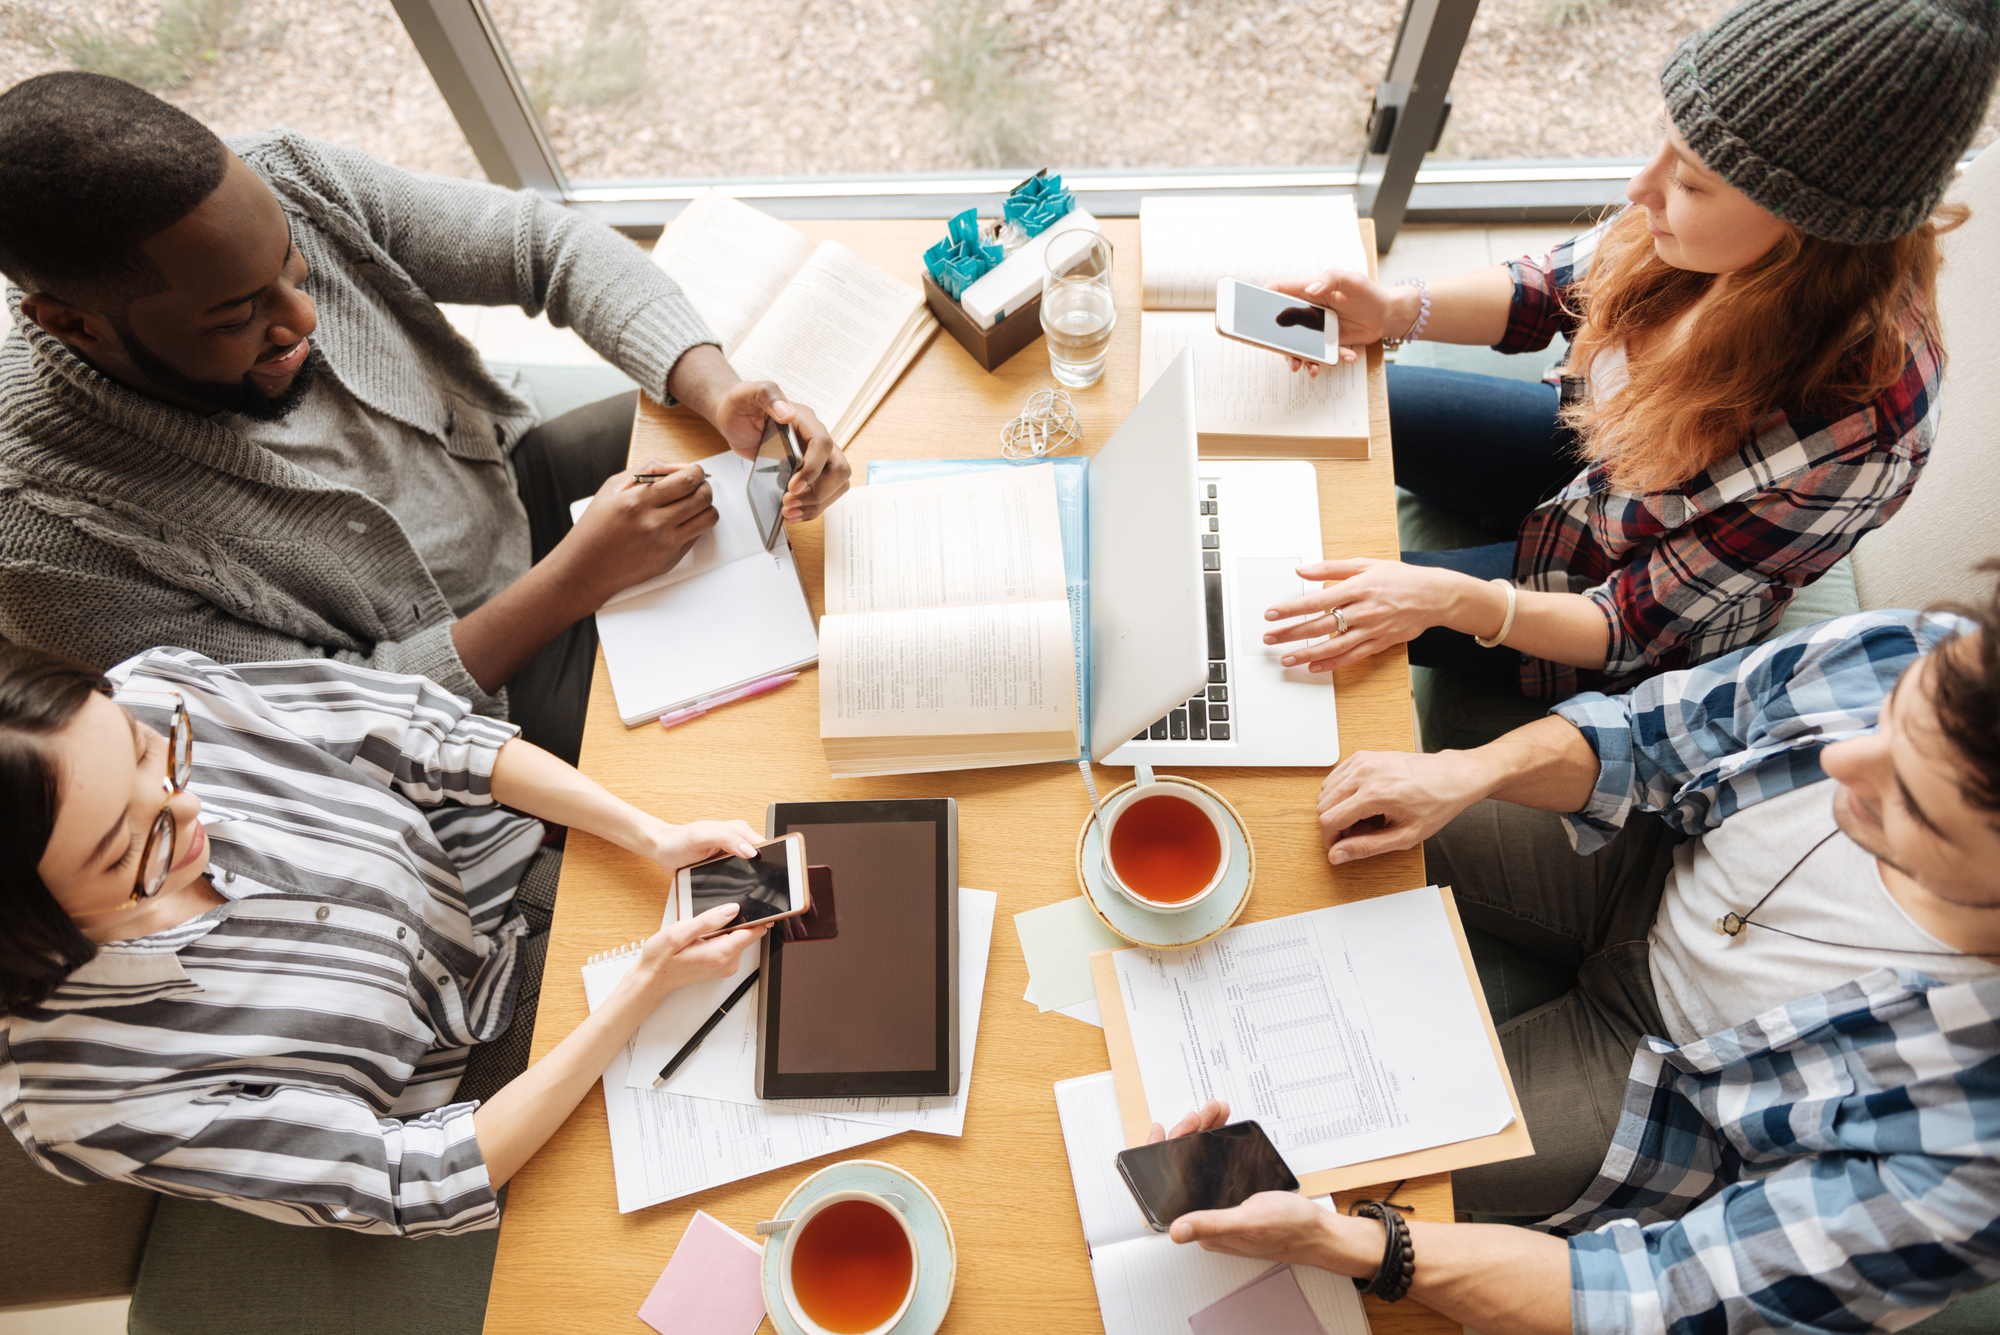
[{"xmin": 1263, "ymin": 0, "xmax": 1995, "ymax": 705}]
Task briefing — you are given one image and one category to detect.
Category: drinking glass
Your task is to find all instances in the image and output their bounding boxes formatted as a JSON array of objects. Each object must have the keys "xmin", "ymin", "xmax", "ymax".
[{"xmin": 1040, "ymin": 226, "xmax": 1116, "ymax": 388}]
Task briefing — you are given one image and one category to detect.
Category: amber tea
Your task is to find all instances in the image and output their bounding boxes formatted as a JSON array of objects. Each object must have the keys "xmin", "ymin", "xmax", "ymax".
[
  {"xmin": 787, "ymin": 1197, "xmax": 915, "ymax": 1334},
  {"xmin": 1107, "ymin": 792, "xmax": 1223, "ymax": 904}
]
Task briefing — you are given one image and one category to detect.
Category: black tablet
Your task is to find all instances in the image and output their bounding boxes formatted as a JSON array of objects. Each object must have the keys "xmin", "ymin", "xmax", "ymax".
[{"xmin": 756, "ymin": 798, "xmax": 959, "ymax": 1099}]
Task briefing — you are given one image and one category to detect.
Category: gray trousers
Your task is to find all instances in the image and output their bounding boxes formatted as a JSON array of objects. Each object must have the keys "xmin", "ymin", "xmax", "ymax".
[{"xmin": 1426, "ymin": 799, "xmax": 1681, "ymax": 1219}]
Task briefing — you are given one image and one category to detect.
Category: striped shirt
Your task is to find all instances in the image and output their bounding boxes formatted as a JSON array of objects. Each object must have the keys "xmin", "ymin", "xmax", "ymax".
[
  {"xmin": 1497, "ymin": 211, "xmax": 1937, "ymax": 700},
  {"xmin": 1544, "ymin": 611, "xmax": 2000, "ymax": 1331},
  {"xmin": 0, "ymin": 650, "xmax": 543, "ymax": 1235}
]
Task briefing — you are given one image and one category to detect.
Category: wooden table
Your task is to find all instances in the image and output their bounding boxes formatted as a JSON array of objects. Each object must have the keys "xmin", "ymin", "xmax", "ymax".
[{"xmin": 483, "ymin": 219, "xmax": 1456, "ymax": 1334}]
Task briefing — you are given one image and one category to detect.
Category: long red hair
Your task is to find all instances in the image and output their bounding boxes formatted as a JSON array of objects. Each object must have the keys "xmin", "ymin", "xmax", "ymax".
[{"xmin": 1562, "ymin": 204, "xmax": 1965, "ymax": 491}]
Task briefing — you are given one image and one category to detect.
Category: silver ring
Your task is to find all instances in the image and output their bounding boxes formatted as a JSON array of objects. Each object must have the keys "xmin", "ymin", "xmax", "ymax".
[{"xmin": 1332, "ymin": 608, "xmax": 1349, "ymax": 637}]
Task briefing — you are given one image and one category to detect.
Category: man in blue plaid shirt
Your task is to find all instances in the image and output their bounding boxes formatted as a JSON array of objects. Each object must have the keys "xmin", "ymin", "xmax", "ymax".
[{"xmin": 1148, "ymin": 573, "xmax": 2000, "ymax": 1333}]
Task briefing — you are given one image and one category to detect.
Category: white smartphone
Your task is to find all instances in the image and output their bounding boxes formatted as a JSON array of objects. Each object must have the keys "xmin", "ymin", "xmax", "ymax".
[
  {"xmin": 1213, "ymin": 277, "xmax": 1338, "ymax": 365},
  {"xmin": 673, "ymin": 833, "xmax": 810, "ymax": 936}
]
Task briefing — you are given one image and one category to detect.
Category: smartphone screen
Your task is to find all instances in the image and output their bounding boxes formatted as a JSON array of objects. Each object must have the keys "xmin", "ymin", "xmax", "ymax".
[
  {"xmin": 745, "ymin": 418, "xmax": 799, "ymax": 550},
  {"xmin": 1115, "ymin": 1121, "xmax": 1300, "ymax": 1229},
  {"xmin": 687, "ymin": 841, "xmax": 797, "ymax": 925},
  {"xmin": 1226, "ymin": 282, "xmax": 1330, "ymax": 360}
]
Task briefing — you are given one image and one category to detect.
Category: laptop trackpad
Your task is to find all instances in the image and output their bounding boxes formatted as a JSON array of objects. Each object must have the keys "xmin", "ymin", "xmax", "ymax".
[{"xmin": 1233, "ymin": 557, "xmax": 1331, "ymax": 686}]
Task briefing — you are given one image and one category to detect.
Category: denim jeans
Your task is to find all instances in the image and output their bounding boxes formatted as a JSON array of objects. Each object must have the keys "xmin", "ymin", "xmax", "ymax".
[{"xmin": 1387, "ymin": 364, "xmax": 1580, "ymax": 681}]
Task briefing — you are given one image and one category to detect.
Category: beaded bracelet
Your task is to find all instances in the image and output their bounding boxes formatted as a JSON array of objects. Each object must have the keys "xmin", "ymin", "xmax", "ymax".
[
  {"xmin": 1379, "ymin": 277, "xmax": 1431, "ymax": 348},
  {"xmin": 1350, "ymin": 1198, "xmax": 1415, "ymax": 1302}
]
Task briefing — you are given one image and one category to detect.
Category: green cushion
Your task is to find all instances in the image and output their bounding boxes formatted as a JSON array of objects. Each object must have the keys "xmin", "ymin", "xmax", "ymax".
[
  {"xmin": 489, "ymin": 360, "xmax": 638, "ymax": 425},
  {"xmin": 128, "ymin": 1195, "xmax": 501, "ymax": 1335},
  {"xmin": 1902, "ymin": 1282, "xmax": 2000, "ymax": 1333}
]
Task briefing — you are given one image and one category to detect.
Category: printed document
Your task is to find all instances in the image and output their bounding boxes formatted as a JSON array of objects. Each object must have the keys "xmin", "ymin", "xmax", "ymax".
[
  {"xmin": 1054, "ymin": 1071, "xmax": 1369, "ymax": 1335},
  {"xmin": 1109, "ymin": 888, "xmax": 1513, "ymax": 1175}
]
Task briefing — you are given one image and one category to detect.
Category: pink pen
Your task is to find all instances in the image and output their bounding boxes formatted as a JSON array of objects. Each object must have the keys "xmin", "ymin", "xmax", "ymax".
[{"xmin": 658, "ymin": 672, "xmax": 800, "ymax": 729}]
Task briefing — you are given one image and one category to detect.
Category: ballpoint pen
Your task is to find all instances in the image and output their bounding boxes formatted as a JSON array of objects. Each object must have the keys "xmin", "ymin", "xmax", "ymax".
[
  {"xmin": 658, "ymin": 672, "xmax": 799, "ymax": 729},
  {"xmin": 655, "ymin": 968, "xmax": 760, "ymax": 1085},
  {"xmin": 631, "ymin": 464, "xmax": 709, "ymax": 485}
]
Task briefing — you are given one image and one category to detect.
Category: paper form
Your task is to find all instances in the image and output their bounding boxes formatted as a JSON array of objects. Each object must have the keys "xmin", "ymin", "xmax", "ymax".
[
  {"xmin": 1110, "ymin": 888, "xmax": 1514, "ymax": 1176},
  {"xmin": 1053, "ymin": 1072, "xmax": 1369, "ymax": 1335},
  {"xmin": 586, "ymin": 961, "xmax": 894, "ymax": 1214},
  {"xmin": 638, "ymin": 889, "xmax": 997, "ymax": 1142}
]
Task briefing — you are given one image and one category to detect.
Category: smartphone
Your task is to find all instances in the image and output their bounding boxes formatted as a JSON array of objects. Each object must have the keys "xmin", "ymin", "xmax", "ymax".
[
  {"xmin": 778, "ymin": 865, "xmax": 839, "ymax": 943},
  {"xmin": 745, "ymin": 417, "xmax": 802, "ymax": 551},
  {"xmin": 1114, "ymin": 1120, "xmax": 1300, "ymax": 1232},
  {"xmin": 1213, "ymin": 278, "xmax": 1338, "ymax": 365},
  {"xmin": 674, "ymin": 833, "xmax": 810, "ymax": 936}
]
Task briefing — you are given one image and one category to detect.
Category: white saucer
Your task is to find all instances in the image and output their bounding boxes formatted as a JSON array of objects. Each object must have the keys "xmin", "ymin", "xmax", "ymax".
[
  {"xmin": 1074, "ymin": 775, "xmax": 1255, "ymax": 948},
  {"xmin": 760, "ymin": 1159, "xmax": 956, "ymax": 1335}
]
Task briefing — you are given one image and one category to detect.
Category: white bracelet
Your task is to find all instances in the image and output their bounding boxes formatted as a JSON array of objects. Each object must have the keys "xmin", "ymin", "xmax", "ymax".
[{"xmin": 1473, "ymin": 578, "xmax": 1518, "ymax": 649}]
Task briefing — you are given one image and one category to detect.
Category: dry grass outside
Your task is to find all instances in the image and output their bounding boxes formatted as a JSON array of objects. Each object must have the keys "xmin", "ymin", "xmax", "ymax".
[{"xmin": 0, "ymin": 0, "xmax": 1994, "ymax": 187}]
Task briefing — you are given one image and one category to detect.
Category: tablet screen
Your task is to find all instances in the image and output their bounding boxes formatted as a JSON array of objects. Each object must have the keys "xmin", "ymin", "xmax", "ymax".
[{"xmin": 763, "ymin": 800, "xmax": 956, "ymax": 1097}]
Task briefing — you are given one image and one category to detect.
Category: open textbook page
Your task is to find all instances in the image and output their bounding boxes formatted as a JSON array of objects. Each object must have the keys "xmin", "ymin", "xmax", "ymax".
[
  {"xmin": 1108, "ymin": 888, "xmax": 1514, "ymax": 1176},
  {"xmin": 1140, "ymin": 196, "xmax": 1367, "ymax": 310},
  {"xmin": 651, "ymin": 188, "xmax": 937, "ymax": 447},
  {"xmin": 1141, "ymin": 313, "xmax": 1368, "ymax": 457},
  {"xmin": 1054, "ymin": 1071, "xmax": 1371, "ymax": 1335},
  {"xmin": 582, "ymin": 953, "xmax": 893, "ymax": 1213},
  {"xmin": 819, "ymin": 465, "xmax": 1078, "ymax": 776},
  {"xmin": 1137, "ymin": 195, "xmax": 1370, "ymax": 457}
]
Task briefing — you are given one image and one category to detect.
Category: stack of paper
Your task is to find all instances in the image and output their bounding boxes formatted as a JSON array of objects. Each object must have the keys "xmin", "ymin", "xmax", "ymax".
[
  {"xmin": 583, "ymin": 888, "xmax": 996, "ymax": 1213},
  {"xmin": 1055, "ymin": 1071, "xmax": 1370, "ymax": 1335}
]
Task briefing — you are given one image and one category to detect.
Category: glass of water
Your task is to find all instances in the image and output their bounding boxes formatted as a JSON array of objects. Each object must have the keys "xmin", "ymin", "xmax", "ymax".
[{"xmin": 1040, "ymin": 226, "xmax": 1115, "ymax": 388}]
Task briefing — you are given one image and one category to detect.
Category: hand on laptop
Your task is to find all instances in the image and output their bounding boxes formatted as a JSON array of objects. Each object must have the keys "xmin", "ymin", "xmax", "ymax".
[
  {"xmin": 1317, "ymin": 749, "xmax": 1487, "ymax": 865},
  {"xmin": 1264, "ymin": 270, "xmax": 1387, "ymax": 378},
  {"xmin": 1262, "ymin": 557, "xmax": 1462, "ymax": 672},
  {"xmin": 712, "ymin": 380, "xmax": 849, "ymax": 522}
]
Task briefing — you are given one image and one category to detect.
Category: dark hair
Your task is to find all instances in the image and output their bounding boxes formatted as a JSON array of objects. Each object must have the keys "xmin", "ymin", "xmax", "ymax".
[
  {"xmin": 0, "ymin": 643, "xmax": 108, "ymax": 1016},
  {"xmin": 0, "ymin": 72, "xmax": 229, "ymax": 306},
  {"xmin": 1929, "ymin": 561, "xmax": 2000, "ymax": 817}
]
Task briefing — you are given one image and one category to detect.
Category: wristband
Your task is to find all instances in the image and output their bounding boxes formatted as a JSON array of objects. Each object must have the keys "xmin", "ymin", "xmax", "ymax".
[
  {"xmin": 1349, "ymin": 1198, "xmax": 1415, "ymax": 1302},
  {"xmin": 1379, "ymin": 277, "xmax": 1431, "ymax": 348},
  {"xmin": 1473, "ymin": 577, "xmax": 1518, "ymax": 649}
]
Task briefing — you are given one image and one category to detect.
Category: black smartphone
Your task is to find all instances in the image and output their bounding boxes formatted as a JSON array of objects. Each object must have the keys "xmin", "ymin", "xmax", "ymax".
[
  {"xmin": 779, "ymin": 865, "xmax": 839, "ymax": 942},
  {"xmin": 1114, "ymin": 1120, "xmax": 1300, "ymax": 1232},
  {"xmin": 745, "ymin": 417, "xmax": 801, "ymax": 550}
]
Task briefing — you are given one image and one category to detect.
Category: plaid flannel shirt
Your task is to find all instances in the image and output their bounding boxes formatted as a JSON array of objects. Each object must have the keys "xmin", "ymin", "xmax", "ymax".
[
  {"xmin": 1495, "ymin": 212, "xmax": 1939, "ymax": 700},
  {"xmin": 1540, "ymin": 610, "xmax": 2000, "ymax": 1333}
]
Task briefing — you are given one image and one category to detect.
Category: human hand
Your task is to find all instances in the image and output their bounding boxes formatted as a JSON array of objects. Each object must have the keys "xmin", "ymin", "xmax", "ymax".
[
  {"xmin": 1169, "ymin": 1191, "xmax": 1346, "ymax": 1269},
  {"xmin": 634, "ymin": 902, "xmax": 769, "ymax": 995},
  {"xmin": 561, "ymin": 459, "xmax": 718, "ymax": 607},
  {"xmin": 1262, "ymin": 558, "xmax": 1474, "ymax": 673},
  {"xmin": 1318, "ymin": 749, "xmax": 1491, "ymax": 865},
  {"xmin": 714, "ymin": 382, "xmax": 850, "ymax": 522},
  {"xmin": 647, "ymin": 818, "xmax": 764, "ymax": 875},
  {"xmin": 1265, "ymin": 270, "xmax": 1414, "ymax": 378},
  {"xmin": 1146, "ymin": 1098, "xmax": 1231, "ymax": 1145}
]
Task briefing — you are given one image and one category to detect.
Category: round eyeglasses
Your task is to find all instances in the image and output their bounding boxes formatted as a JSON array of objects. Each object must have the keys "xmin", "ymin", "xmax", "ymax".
[{"xmin": 127, "ymin": 696, "xmax": 194, "ymax": 907}]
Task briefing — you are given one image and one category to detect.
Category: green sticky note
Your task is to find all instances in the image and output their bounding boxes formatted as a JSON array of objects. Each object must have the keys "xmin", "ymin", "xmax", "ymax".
[{"xmin": 1014, "ymin": 896, "xmax": 1127, "ymax": 1012}]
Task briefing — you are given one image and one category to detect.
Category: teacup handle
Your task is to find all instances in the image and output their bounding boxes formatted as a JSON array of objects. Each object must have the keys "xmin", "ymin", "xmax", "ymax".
[
  {"xmin": 881, "ymin": 1191, "xmax": 909, "ymax": 1213},
  {"xmin": 1134, "ymin": 762, "xmax": 1156, "ymax": 788}
]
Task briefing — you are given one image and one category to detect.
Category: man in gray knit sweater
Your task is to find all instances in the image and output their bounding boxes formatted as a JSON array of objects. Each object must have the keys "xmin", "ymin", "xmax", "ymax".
[{"xmin": 0, "ymin": 73, "xmax": 847, "ymax": 763}]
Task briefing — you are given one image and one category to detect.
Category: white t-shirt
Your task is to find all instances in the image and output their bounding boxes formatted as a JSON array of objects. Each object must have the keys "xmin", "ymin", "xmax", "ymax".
[{"xmin": 1649, "ymin": 779, "xmax": 1998, "ymax": 1044}]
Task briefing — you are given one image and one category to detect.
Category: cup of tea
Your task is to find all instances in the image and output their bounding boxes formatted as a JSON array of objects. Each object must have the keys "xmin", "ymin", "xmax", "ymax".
[
  {"xmin": 1098, "ymin": 764, "xmax": 1232, "ymax": 914},
  {"xmin": 779, "ymin": 1189, "xmax": 920, "ymax": 1335}
]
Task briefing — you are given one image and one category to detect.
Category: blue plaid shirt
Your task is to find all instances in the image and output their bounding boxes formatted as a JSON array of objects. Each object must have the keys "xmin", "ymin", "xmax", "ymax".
[{"xmin": 1539, "ymin": 610, "xmax": 2000, "ymax": 1332}]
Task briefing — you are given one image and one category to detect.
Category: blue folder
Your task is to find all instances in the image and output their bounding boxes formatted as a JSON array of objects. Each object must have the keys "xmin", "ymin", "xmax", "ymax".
[{"xmin": 866, "ymin": 457, "xmax": 1090, "ymax": 761}]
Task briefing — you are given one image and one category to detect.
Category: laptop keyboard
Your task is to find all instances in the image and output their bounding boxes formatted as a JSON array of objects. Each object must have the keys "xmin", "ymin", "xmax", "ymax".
[{"xmin": 1133, "ymin": 480, "xmax": 1231, "ymax": 744}]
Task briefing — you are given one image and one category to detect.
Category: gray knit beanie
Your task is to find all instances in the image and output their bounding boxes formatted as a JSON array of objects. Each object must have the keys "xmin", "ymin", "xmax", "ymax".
[{"xmin": 1662, "ymin": 0, "xmax": 2000, "ymax": 244}]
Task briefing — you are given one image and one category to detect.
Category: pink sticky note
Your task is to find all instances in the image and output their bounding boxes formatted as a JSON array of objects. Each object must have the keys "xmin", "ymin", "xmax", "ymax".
[
  {"xmin": 1188, "ymin": 1264, "xmax": 1326, "ymax": 1335},
  {"xmin": 637, "ymin": 1210, "xmax": 768, "ymax": 1335}
]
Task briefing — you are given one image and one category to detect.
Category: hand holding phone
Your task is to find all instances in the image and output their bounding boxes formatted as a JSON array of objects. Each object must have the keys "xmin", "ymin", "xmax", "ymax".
[
  {"xmin": 1214, "ymin": 277, "xmax": 1339, "ymax": 366},
  {"xmin": 1116, "ymin": 1118, "xmax": 1301, "ymax": 1231},
  {"xmin": 674, "ymin": 833, "xmax": 811, "ymax": 936}
]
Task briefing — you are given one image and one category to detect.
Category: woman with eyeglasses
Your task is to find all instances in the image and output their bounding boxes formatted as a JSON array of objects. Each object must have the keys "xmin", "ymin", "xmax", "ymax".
[{"xmin": 0, "ymin": 641, "xmax": 767, "ymax": 1235}]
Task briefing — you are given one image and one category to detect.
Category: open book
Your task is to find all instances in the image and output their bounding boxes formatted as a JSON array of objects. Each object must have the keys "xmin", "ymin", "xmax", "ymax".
[
  {"xmin": 652, "ymin": 188, "xmax": 938, "ymax": 446},
  {"xmin": 1055, "ymin": 1071, "xmax": 1371, "ymax": 1335},
  {"xmin": 818, "ymin": 464, "xmax": 1078, "ymax": 777},
  {"xmin": 1138, "ymin": 196, "xmax": 1371, "ymax": 457}
]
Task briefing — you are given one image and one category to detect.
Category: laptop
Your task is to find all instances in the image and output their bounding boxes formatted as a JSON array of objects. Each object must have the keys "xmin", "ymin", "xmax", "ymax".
[{"xmin": 1089, "ymin": 353, "xmax": 1341, "ymax": 767}]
